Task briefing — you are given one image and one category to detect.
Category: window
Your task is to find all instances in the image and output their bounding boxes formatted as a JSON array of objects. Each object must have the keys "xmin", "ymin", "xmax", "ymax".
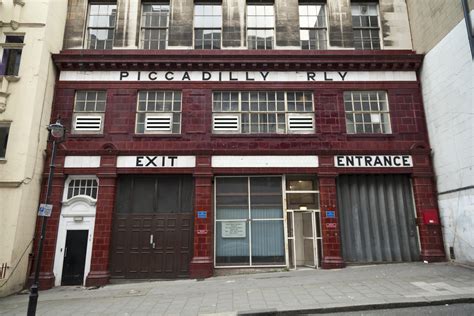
[
  {"xmin": 213, "ymin": 91, "xmax": 314, "ymax": 134},
  {"xmin": 299, "ymin": 3, "xmax": 327, "ymax": 50},
  {"xmin": 72, "ymin": 91, "xmax": 106, "ymax": 134},
  {"xmin": 136, "ymin": 91, "xmax": 181, "ymax": 134},
  {"xmin": 0, "ymin": 122, "xmax": 10, "ymax": 159},
  {"xmin": 344, "ymin": 91, "xmax": 391, "ymax": 134},
  {"xmin": 351, "ymin": 3, "xmax": 380, "ymax": 49},
  {"xmin": 194, "ymin": 4, "xmax": 222, "ymax": 49},
  {"xmin": 247, "ymin": 4, "xmax": 274, "ymax": 49},
  {"xmin": 0, "ymin": 35, "xmax": 24, "ymax": 76},
  {"xmin": 141, "ymin": 3, "xmax": 170, "ymax": 49},
  {"xmin": 66, "ymin": 177, "xmax": 99, "ymax": 200},
  {"xmin": 215, "ymin": 176, "xmax": 285, "ymax": 266},
  {"xmin": 86, "ymin": 3, "xmax": 117, "ymax": 49}
]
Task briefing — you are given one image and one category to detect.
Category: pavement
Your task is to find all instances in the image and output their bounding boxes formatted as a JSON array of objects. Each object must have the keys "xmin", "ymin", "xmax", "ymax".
[{"xmin": 0, "ymin": 262, "xmax": 473, "ymax": 315}]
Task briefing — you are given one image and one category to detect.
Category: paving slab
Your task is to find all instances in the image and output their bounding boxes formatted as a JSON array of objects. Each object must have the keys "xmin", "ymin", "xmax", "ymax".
[{"xmin": 0, "ymin": 262, "xmax": 473, "ymax": 315}]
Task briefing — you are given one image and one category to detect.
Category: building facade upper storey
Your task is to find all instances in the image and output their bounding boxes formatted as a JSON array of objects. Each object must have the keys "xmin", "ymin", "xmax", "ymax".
[
  {"xmin": 0, "ymin": 0, "xmax": 67, "ymax": 297},
  {"xmin": 31, "ymin": 0, "xmax": 446, "ymax": 290}
]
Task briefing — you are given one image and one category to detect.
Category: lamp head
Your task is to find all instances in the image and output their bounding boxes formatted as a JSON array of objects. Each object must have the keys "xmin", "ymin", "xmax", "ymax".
[{"xmin": 48, "ymin": 120, "xmax": 65, "ymax": 139}]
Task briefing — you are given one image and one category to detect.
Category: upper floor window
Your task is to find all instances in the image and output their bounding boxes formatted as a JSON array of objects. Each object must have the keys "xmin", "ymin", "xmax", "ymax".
[
  {"xmin": 213, "ymin": 91, "xmax": 314, "ymax": 134},
  {"xmin": 344, "ymin": 91, "xmax": 391, "ymax": 134},
  {"xmin": 141, "ymin": 3, "xmax": 170, "ymax": 49},
  {"xmin": 351, "ymin": 3, "xmax": 380, "ymax": 49},
  {"xmin": 194, "ymin": 4, "xmax": 222, "ymax": 49},
  {"xmin": 86, "ymin": 3, "xmax": 117, "ymax": 49},
  {"xmin": 72, "ymin": 91, "xmax": 106, "ymax": 134},
  {"xmin": 65, "ymin": 177, "xmax": 99, "ymax": 200},
  {"xmin": 299, "ymin": 3, "xmax": 327, "ymax": 50},
  {"xmin": 0, "ymin": 35, "xmax": 24, "ymax": 76},
  {"xmin": 136, "ymin": 91, "xmax": 182, "ymax": 134},
  {"xmin": 0, "ymin": 122, "xmax": 10, "ymax": 159},
  {"xmin": 247, "ymin": 4, "xmax": 274, "ymax": 49}
]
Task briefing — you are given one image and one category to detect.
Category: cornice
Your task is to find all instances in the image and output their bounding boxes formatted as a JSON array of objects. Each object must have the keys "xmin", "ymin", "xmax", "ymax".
[{"xmin": 53, "ymin": 49, "xmax": 423, "ymax": 72}]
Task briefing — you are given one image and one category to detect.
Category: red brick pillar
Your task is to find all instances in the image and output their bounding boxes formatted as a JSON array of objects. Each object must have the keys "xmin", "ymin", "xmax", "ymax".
[
  {"xmin": 412, "ymin": 175, "xmax": 446, "ymax": 262},
  {"xmin": 189, "ymin": 156, "xmax": 214, "ymax": 278},
  {"xmin": 30, "ymin": 156, "xmax": 65, "ymax": 290},
  {"xmin": 319, "ymin": 173, "xmax": 345, "ymax": 269},
  {"xmin": 85, "ymin": 156, "xmax": 117, "ymax": 286}
]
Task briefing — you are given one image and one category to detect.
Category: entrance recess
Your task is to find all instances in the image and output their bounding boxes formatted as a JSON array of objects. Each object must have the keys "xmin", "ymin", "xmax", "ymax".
[
  {"xmin": 61, "ymin": 230, "xmax": 88, "ymax": 285},
  {"xmin": 285, "ymin": 176, "xmax": 322, "ymax": 269},
  {"xmin": 110, "ymin": 175, "xmax": 194, "ymax": 279}
]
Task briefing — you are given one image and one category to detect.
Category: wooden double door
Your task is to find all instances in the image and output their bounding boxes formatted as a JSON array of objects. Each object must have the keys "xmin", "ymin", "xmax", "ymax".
[{"xmin": 110, "ymin": 175, "xmax": 194, "ymax": 279}]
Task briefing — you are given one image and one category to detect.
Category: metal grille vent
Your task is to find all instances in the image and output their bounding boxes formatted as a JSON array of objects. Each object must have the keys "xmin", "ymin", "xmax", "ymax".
[
  {"xmin": 288, "ymin": 115, "xmax": 314, "ymax": 131},
  {"xmin": 145, "ymin": 114, "xmax": 172, "ymax": 131},
  {"xmin": 74, "ymin": 115, "xmax": 102, "ymax": 131},
  {"xmin": 213, "ymin": 115, "xmax": 239, "ymax": 131}
]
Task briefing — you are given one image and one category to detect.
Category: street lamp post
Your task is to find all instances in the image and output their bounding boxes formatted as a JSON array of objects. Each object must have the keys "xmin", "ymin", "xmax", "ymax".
[{"xmin": 27, "ymin": 120, "xmax": 65, "ymax": 316}]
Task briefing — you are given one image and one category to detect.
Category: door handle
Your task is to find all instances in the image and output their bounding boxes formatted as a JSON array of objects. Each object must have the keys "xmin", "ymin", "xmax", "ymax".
[
  {"xmin": 152, "ymin": 242, "xmax": 156, "ymax": 249},
  {"xmin": 150, "ymin": 234, "xmax": 154, "ymax": 244},
  {"xmin": 64, "ymin": 247, "xmax": 67, "ymax": 258}
]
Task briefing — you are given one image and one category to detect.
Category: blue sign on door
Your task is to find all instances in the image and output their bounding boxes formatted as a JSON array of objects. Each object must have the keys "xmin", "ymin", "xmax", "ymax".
[
  {"xmin": 326, "ymin": 210, "xmax": 335, "ymax": 218},
  {"xmin": 197, "ymin": 211, "xmax": 207, "ymax": 219}
]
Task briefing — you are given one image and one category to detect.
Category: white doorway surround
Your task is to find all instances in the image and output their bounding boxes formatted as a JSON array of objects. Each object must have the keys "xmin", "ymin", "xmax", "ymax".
[{"xmin": 53, "ymin": 177, "xmax": 98, "ymax": 286}]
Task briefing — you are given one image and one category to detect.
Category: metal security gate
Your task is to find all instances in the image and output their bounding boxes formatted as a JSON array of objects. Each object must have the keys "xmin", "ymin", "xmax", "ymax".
[
  {"xmin": 110, "ymin": 175, "xmax": 194, "ymax": 279},
  {"xmin": 337, "ymin": 175, "xmax": 420, "ymax": 263}
]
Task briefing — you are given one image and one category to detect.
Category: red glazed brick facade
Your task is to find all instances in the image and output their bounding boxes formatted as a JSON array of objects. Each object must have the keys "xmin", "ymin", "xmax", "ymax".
[{"xmin": 31, "ymin": 50, "xmax": 446, "ymax": 289}]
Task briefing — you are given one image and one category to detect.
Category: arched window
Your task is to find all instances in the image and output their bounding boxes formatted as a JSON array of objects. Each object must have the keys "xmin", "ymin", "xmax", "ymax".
[{"xmin": 65, "ymin": 177, "xmax": 99, "ymax": 200}]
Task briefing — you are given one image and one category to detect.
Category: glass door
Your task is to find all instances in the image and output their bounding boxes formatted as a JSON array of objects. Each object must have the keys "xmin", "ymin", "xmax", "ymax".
[{"xmin": 302, "ymin": 211, "xmax": 315, "ymax": 267}]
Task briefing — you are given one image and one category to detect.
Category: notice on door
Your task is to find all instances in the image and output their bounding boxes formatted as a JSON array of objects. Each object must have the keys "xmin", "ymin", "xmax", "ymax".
[{"xmin": 222, "ymin": 221, "xmax": 246, "ymax": 238}]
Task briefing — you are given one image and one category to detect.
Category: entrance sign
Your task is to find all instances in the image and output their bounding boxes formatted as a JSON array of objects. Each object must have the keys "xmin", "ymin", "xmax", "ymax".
[
  {"xmin": 38, "ymin": 204, "xmax": 53, "ymax": 217},
  {"xmin": 60, "ymin": 70, "xmax": 417, "ymax": 82},
  {"xmin": 222, "ymin": 222, "xmax": 246, "ymax": 238},
  {"xmin": 117, "ymin": 156, "xmax": 196, "ymax": 168},
  {"xmin": 335, "ymin": 155, "xmax": 413, "ymax": 168}
]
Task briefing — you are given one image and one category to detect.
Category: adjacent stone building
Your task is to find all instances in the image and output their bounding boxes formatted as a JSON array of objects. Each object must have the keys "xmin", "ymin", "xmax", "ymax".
[
  {"xmin": 0, "ymin": 0, "xmax": 67, "ymax": 297},
  {"xmin": 32, "ymin": 0, "xmax": 446, "ymax": 289},
  {"xmin": 406, "ymin": 0, "xmax": 474, "ymax": 265}
]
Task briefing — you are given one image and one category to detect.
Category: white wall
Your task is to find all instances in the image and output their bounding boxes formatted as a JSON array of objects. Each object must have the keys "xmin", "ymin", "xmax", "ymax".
[{"xmin": 419, "ymin": 11, "xmax": 474, "ymax": 264}]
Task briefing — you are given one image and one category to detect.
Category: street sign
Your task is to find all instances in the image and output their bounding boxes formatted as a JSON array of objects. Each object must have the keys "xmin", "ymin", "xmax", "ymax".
[{"xmin": 38, "ymin": 204, "xmax": 53, "ymax": 217}]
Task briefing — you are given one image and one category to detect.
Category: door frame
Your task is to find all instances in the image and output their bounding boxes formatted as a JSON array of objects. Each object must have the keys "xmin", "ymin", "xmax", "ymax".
[{"xmin": 53, "ymin": 195, "xmax": 96, "ymax": 286}]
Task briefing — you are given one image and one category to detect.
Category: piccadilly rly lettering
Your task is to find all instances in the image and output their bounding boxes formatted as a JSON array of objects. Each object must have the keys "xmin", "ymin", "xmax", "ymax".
[{"xmin": 119, "ymin": 71, "xmax": 349, "ymax": 81}]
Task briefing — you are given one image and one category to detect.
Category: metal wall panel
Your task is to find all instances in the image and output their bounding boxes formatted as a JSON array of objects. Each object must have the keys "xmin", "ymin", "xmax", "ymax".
[{"xmin": 337, "ymin": 175, "xmax": 420, "ymax": 263}]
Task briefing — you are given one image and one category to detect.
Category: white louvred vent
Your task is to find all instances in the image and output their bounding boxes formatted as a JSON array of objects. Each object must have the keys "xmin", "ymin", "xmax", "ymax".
[
  {"xmin": 288, "ymin": 114, "xmax": 314, "ymax": 132},
  {"xmin": 74, "ymin": 115, "xmax": 102, "ymax": 131},
  {"xmin": 213, "ymin": 115, "xmax": 239, "ymax": 132},
  {"xmin": 145, "ymin": 113, "xmax": 172, "ymax": 131}
]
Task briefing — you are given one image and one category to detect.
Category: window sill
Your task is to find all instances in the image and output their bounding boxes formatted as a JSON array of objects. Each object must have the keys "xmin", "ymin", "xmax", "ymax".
[
  {"xmin": 0, "ymin": 75, "xmax": 20, "ymax": 82},
  {"xmin": 132, "ymin": 134, "xmax": 182, "ymax": 139},
  {"xmin": 346, "ymin": 133, "xmax": 396, "ymax": 139},
  {"xmin": 211, "ymin": 133, "xmax": 318, "ymax": 138}
]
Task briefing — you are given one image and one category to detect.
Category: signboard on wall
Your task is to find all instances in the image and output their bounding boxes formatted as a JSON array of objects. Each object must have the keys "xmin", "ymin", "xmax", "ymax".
[
  {"xmin": 222, "ymin": 222, "xmax": 246, "ymax": 238},
  {"xmin": 116, "ymin": 156, "xmax": 196, "ymax": 168},
  {"xmin": 59, "ymin": 71, "xmax": 417, "ymax": 82},
  {"xmin": 334, "ymin": 155, "xmax": 413, "ymax": 168}
]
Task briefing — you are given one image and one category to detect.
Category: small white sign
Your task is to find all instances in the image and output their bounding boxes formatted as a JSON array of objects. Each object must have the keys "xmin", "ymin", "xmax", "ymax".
[
  {"xmin": 335, "ymin": 155, "xmax": 413, "ymax": 168},
  {"xmin": 212, "ymin": 155, "xmax": 318, "ymax": 168},
  {"xmin": 38, "ymin": 204, "xmax": 53, "ymax": 217},
  {"xmin": 222, "ymin": 221, "xmax": 246, "ymax": 238},
  {"xmin": 116, "ymin": 156, "xmax": 196, "ymax": 168}
]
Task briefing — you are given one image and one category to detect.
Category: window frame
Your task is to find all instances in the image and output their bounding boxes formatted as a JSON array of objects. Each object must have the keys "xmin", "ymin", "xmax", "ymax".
[
  {"xmin": 343, "ymin": 91, "xmax": 392, "ymax": 134},
  {"xmin": 85, "ymin": 2, "xmax": 117, "ymax": 50},
  {"xmin": 193, "ymin": 3, "xmax": 223, "ymax": 49},
  {"xmin": 140, "ymin": 2, "xmax": 171, "ymax": 50},
  {"xmin": 212, "ymin": 91, "xmax": 315, "ymax": 135},
  {"xmin": 0, "ymin": 34, "xmax": 25, "ymax": 76},
  {"xmin": 298, "ymin": 3, "xmax": 328, "ymax": 50},
  {"xmin": 63, "ymin": 176, "xmax": 99, "ymax": 202},
  {"xmin": 0, "ymin": 121, "xmax": 11, "ymax": 160},
  {"xmin": 135, "ymin": 90, "xmax": 182, "ymax": 135},
  {"xmin": 351, "ymin": 2, "xmax": 382, "ymax": 50},
  {"xmin": 246, "ymin": 3, "xmax": 275, "ymax": 50},
  {"xmin": 72, "ymin": 90, "xmax": 107, "ymax": 135}
]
